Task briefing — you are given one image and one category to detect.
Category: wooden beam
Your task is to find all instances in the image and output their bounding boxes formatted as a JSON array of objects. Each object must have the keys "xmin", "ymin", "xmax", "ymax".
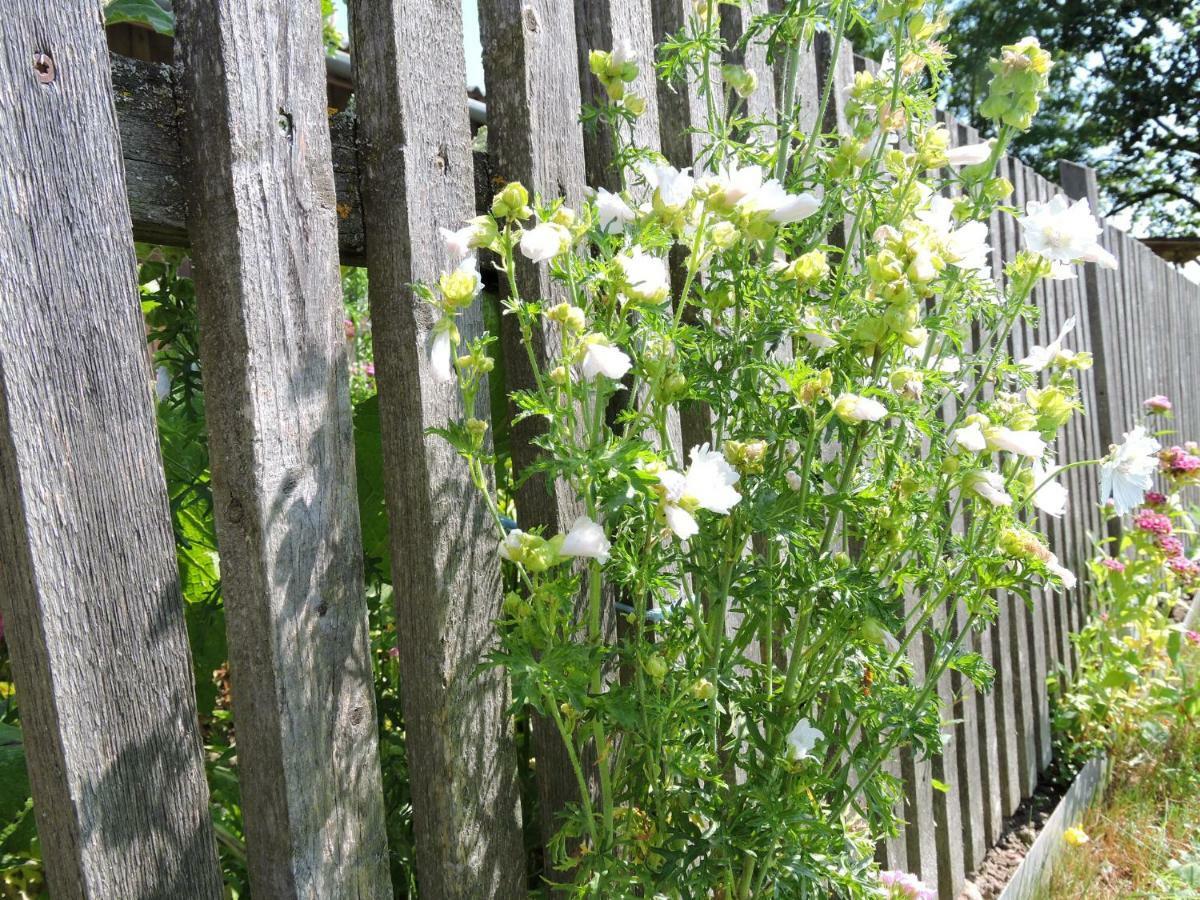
[
  {"xmin": 173, "ymin": 1, "xmax": 392, "ymax": 894},
  {"xmin": 0, "ymin": 4, "xmax": 222, "ymax": 896}
]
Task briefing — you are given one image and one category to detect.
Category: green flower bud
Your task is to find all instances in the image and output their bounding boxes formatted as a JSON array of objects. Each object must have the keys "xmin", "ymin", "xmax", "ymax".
[
  {"xmin": 492, "ymin": 181, "xmax": 532, "ymax": 220},
  {"xmin": 643, "ymin": 654, "xmax": 668, "ymax": 680},
  {"xmin": 690, "ymin": 678, "xmax": 716, "ymax": 701}
]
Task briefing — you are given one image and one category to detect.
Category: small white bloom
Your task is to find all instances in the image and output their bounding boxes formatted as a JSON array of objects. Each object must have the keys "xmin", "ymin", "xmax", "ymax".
[
  {"xmin": 595, "ymin": 187, "xmax": 636, "ymax": 234},
  {"xmin": 429, "ymin": 321, "xmax": 456, "ymax": 383},
  {"xmin": 800, "ymin": 315, "xmax": 837, "ymax": 349},
  {"xmin": 498, "ymin": 529, "xmax": 525, "ymax": 562},
  {"xmin": 1019, "ymin": 195, "xmax": 1114, "ymax": 270},
  {"xmin": 1080, "ymin": 242, "xmax": 1118, "ymax": 270},
  {"xmin": 1046, "ymin": 555, "xmax": 1077, "ymax": 590},
  {"xmin": 1031, "ymin": 457, "xmax": 1068, "ymax": 518},
  {"xmin": 1020, "ymin": 316, "xmax": 1076, "ymax": 372},
  {"xmin": 754, "ymin": 181, "xmax": 820, "ymax": 224},
  {"xmin": 785, "ymin": 470, "xmax": 804, "ymax": 491},
  {"xmin": 951, "ymin": 422, "xmax": 987, "ymax": 453},
  {"xmin": 579, "ymin": 336, "xmax": 633, "ymax": 382},
  {"xmin": 611, "ymin": 38, "xmax": 636, "ymax": 68},
  {"xmin": 786, "ymin": 718, "xmax": 824, "ymax": 762},
  {"xmin": 519, "ymin": 222, "xmax": 572, "ymax": 263},
  {"xmin": 637, "ymin": 161, "xmax": 695, "ymax": 210},
  {"xmin": 439, "ymin": 225, "xmax": 475, "ymax": 260},
  {"xmin": 659, "ymin": 444, "xmax": 742, "ymax": 540},
  {"xmin": 917, "ymin": 195, "xmax": 992, "ymax": 278},
  {"xmin": 945, "ymin": 140, "xmax": 994, "ymax": 166},
  {"xmin": 1099, "ymin": 425, "xmax": 1161, "ymax": 515},
  {"xmin": 968, "ymin": 470, "xmax": 1013, "ymax": 507},
  {"xmin": 559, "ymin": 515, "xmax": 611, "ymax": 564},
  {"xmin": 985, "ymin": 426, "xmax": 1047, "ymax": 459},
  {"xmin": 615, "ymin": 247, "xmax": 670, "ymax": 303},
  {"xmin": 833, "ymin": 392, "xmax": 887, "ymax": 424}
]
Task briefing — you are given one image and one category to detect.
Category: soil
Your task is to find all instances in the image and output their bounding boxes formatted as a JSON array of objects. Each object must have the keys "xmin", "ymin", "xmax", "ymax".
[{"xmin": 958, "ymin": 771, "xmax": 1072, "ymax": 899}]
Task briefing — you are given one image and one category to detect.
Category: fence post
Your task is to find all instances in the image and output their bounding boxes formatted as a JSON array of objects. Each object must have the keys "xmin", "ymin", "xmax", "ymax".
[
  {"xmin": 0, "ymin": 4, "xmax": 222, "ymax": 896},
  {"xmin": 477, "ymin": 0, "xmax": 592, "ymax": 854},
  {"xmin": 173, "ymin": 2, "xmax": 391, "ymax": 895},
  {"xmin": 346, "ymin": 0, "xmax": 527, "ymax": 895}
]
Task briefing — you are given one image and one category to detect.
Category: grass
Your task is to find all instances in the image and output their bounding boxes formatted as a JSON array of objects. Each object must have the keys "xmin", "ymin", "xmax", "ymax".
[{"xmin": 1041, "ymin": 716, "xmax": 1200, "ymax": 898}]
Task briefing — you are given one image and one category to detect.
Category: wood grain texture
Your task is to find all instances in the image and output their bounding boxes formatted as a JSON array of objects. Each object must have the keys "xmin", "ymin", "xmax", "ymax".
[
  {"xmin": 477, "ymin": 0, "xmax": 592, "ymax": 855},
  {"xmin": 0, "ymin": 4, "xmax": 222, "ymax": 896},
  {"xmin": 346, "ymin": 0, "xmax": 526, "ymax": 896},
  {"xmin": 173, "ymin": 2, "xmax": 391, "ymax": 896}
]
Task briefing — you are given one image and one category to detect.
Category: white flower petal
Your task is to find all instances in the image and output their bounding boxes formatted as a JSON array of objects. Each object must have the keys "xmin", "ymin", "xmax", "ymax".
[{"xmin": 559, "ymin": 515, "xmax": 611, "ymax": 563}]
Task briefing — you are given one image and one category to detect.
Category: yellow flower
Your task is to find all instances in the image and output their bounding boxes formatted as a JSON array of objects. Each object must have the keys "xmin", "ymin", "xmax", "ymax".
[{"xmin": 1064, "ymin": 826, "xmax": 1090, "ymax": 847}]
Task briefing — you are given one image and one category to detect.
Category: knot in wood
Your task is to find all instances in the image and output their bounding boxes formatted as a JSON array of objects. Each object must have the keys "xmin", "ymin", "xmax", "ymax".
[
  {"xmin": 32, "ymin": 52, "xmax": 55, "ymax": 84},
  {"xmin": 522, "ymin": 5, "xmax": 540, "ymax": 33}
]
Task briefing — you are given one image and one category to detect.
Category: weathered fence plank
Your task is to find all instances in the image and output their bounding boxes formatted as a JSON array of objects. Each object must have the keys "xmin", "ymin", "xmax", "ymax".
[
  {"xmin": 0, "ymin": 5, "xmax": 222, "ymax": 896},
  {"xmin": 346, "ymin": 0, "xmax": 527, "ymax": 895},
  {"xmin": 173, "ymin": 2, "xmax": 391, "ymax": 895},
  {"xmin": 478, "ymin": 0, "xmax": 592, "ymax": 853}
]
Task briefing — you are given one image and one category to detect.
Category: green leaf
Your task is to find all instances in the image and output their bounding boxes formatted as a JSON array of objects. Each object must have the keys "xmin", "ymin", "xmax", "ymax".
[
  {"xmin": 104, "ymin": 0, "xmax": 175, "ymax": 36},
  {"xmin": 931, "ymin": 778, "xmax": 950, "ymax": 794}
]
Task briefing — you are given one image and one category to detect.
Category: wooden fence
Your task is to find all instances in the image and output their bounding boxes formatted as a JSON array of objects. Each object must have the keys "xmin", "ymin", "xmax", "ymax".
[{"xmin": 0, "ymin": 2, "xmax": 1197, "ymax": 898}]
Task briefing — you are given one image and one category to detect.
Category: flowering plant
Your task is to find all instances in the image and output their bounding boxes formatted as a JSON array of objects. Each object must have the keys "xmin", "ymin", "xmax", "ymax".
[
  {"xmin": 1054, "ymin": 411, "xmax": 1200, "ymax": 770},
  {"xmin": 426, "ymin": 2, "xmax": 1111, "ymax": 894}
]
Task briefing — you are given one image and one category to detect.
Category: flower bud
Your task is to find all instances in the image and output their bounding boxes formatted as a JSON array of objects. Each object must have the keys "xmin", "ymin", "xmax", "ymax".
[
  {"xmin": 690, "ymin": 678, "xmax": 716, "ymax": 701},
  {"xmin": 721, "ymin": 64, "xmax": 758, "ymax": 99},
  {"xmin": 491, "ymin": 181, "xmax": 532, "ymax": 220},
  {"xmin": 643, "ymin": 654, "xmax": 668, "ymax": 680},
  {"xmin": 725, "ymin": 439, "xmax": 768, "ymax": 475}
]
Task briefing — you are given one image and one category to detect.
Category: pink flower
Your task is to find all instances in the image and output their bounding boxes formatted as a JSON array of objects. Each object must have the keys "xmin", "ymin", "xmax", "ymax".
[
  {"xmin": 365, "ymin": 362, "xmax": 376, "ymax": 379},
  {"xmin": 1144, "ymin": 490, "xmax": 1168, "ymax": 507},
  {"xmin": 1167, "ymin": 556, "xmax": 1200, "ymax": 581},
  {"xmin": 1158, "ymin": 535, "xmax": 1185, "ymax": 556},
  {"xmin": 1186, "ymin": 630, "xmax": 1200, "ymax": 646},
  {"xmin": 880, "ymin": 870, "xmax": 936, "ymax": 900},
  {"xmin": 344, "ymin": 317, "xmax": 357, "ymax": 340},
  {"xmin": 1132, "ymin": 509, "xmax": 1173, "ymax": 536},
  {"xmin": 1100, "ymin": 557, "xmax": 1126, "ymax": 573},
  {"xmin": 1143, "ymin": 395, "xmax": 1172, "ymax": 414},
  {"xmin": 1161, "ymin": 446, "xmax": 1200, "ymax": 481}
]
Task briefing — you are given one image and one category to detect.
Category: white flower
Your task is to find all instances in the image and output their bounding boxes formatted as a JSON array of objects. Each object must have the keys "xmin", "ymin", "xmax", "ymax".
[
  {"xmin": 637, "ymin": 161, "xmax": 695, "ymax": 210},
  {"xmin": 752, "ymin": 181, "xmax": 820, "ymax": 224},
  {"xmin": 1020, "ymin": 316, "xmax": 1076, "ymax": 372},
  {"xmin": 917, "ymin": 195, "xmax": 991, "ymax": 278},
  {"xmin": 429, "ymin": 320, "xmax": 456, "ymax": 383},
  {"xmin": 785, "ymin": 470, "xmax": 804, "ymax": 491},
  {"xmin": 659, "ymin": 444, "xmax": 742, "ymax": 540},
  {"xmin": 1100, "ymin": 425, "xmax": 1161, "ymax": 515},
  {"xmin": 945, "ymin": 140, "xmax": 994, "ymax": 166},
  {"xmin": 710, "ymin": 160, "xmax": 764, "ymax": 205},
  {"xmin": 595, "ymin": 187, "xmax": 636, "ymax": 234},
  {"xmin": 800, "ymin": 315, "xmax": 836, "ymax": 349},
  {"xmin": 786, "ymin": 718, "xmax": 824, "ymax": 762},
  {"xmin": 1019, "ymin": 195, "xmax": 1115, "ymax": 270},
  {"xmin": 615, "ymin": 247, "xmax": 670, "ymax": 303},
  {"xmin": 498, "ymin": 529, "xmax": 524, "ymax": 562},
  {"xmin": 1046, "ymin": 555, "xmax": 1077, "ymax": 590},
  {"xmin": 968, "ymin": 470, "xmax": 1013, "ymax": 507},
  {"xmin": 985, "ymin": 426, "xmax": 1046, "ymax": 459},
  {"xmin": 833, "ymin": 392, "xmax": 887, "ymax": 424},
  {"xmin": 579, "ymin": 335, "xmax": 632, "ymax": 382},
  {"xmin": 1031, "ymin": 458, "xmax": 1068, "ymax": 518},
  {"xmin": 951, "ymin": 422, "xmax": 987, "ymax": 453},
  {"xmin": 611, "ymin": 38, "xmax": 636, "ymax": 68},
  {"xmin": 519, "ymin": 222, "xmax": 572, "ymax": 263},
  {"xmin": 439, "ymin": 225, "xmax": 475, "ymax": 260},
  {"xmin": 559, "ymin": 515, "xmax": 611, "ymax": 564}
]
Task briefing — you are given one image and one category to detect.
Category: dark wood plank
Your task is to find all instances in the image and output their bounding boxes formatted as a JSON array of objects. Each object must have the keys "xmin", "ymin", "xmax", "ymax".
[
  {"xmin": 0, "ymin": 5, "xmax": 222, "ymax": 896},
  {"xmin": 478, "ymin": 0, "xmax": 592, "ymax": 854},
  {"xmin": 346, "ymin": 0, "xmax": 527, "ymax": 895},
  {"xmin": 173, "ymin": 2, "xmax": 391, "ymax": 895}
]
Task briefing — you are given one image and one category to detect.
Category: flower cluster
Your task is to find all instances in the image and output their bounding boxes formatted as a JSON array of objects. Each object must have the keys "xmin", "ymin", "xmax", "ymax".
[
  {"xmin": 879, "ymin": 869, "xmax": 937, "ymax": 900},
  {"xmin": 420, "ymin": 9, "xmax": 1104, "ymax": 894},
  {"xmin": 1160, "ymin": 443, "xmax": 1200, "ymax": 484}
]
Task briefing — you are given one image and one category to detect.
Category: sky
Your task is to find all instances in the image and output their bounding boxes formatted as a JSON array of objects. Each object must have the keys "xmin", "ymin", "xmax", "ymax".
[{"xmin": 332, "ymin": 0, "xmax": 486, "ymax": 89}]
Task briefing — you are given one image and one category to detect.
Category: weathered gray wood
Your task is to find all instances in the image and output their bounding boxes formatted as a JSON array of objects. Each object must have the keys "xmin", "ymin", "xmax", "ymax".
[
  {"xmin": 720, "ymin": 0, "xmax": 777, "ymax": 144},
  {"xmin": 346, "ymin": 1, "xmax": 527, "ymax": 896},
  {"xmin": 925, "ymin": 605, "xmax": 965, "ymax": 897},
  {"xmin": 0, "ymin": 5, "xmax": 222, "ymax": 897},
  {"xmin": 900, "ymin": 586, "xmax": 939, "ymax": 890},
  {"xmin": 575, "ymin": 0, "xmax": 662, "ymax": 189},
  {"xmin": 478, "ymin": 0, "xmax": 592, "ymax": 854},
  {"xmin": 173, "ymin": 2, "xmax": 391, "ymax": 896}
]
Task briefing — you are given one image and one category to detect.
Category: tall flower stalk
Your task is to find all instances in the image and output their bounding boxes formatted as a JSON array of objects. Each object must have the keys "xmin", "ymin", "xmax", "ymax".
[{"xmin": 423, "ymin": 3, "xmax": 1112, "ymax": 895}]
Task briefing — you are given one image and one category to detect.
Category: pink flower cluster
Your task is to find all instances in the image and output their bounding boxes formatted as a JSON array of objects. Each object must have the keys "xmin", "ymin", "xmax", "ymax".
[
  {"xmin": 1167, "ymin": 556, "xmax": 1200, "ymax": 582},
  {"xmin": 1132, "ymin": 508, "xmax": 1173, "ymax": 536},
  {"xmin": 1144, "ymin": 490, "xmax": 1168, "ymax": 507},
  {"xmin": 1100, "ymin": 557, "xmax": 1126, "ymax": 573},
  {"xmin": 1143, "ymin": 394, "xmax": 1173, "ymax": 414},
  {"xmin": 1158, "ymin": 535, "xmax": 1185, "ymax": 557},
  {"xmin": 1186, "ymin": 630, "xmax": 1200, "ymax": 646},
  {"xmin": 880, "ymin": 871, "xmax": 936, "ymax": 900},
  {"xmin": 1161, "ymin": 445, "xmax": 1200, "ymax": 483}
]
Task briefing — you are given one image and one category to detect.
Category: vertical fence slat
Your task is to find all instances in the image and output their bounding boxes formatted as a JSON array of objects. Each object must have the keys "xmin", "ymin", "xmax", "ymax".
[
  {"xmin": 174, "ymin": 3, "xmax": 391, "ymax": 895},
  {"xmin": 576, "ymin": 0, "xmax": 663, "ymax": 189},
  {"xmin": 346, "ymin": 1, "xmax": 527, "ymax": 895},
  {"xmin": 478, "ymin": 0, "xmax": 591, "ymax": 852},
  {"xmin": 0, "ymin": 5, "xmax": 222, "ymax": 896}
]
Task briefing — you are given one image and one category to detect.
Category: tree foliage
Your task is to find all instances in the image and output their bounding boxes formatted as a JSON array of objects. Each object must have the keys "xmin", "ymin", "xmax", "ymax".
[{"xmin": 941, "ymin": 0, "xmax": 1200, "ymax": 234}]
